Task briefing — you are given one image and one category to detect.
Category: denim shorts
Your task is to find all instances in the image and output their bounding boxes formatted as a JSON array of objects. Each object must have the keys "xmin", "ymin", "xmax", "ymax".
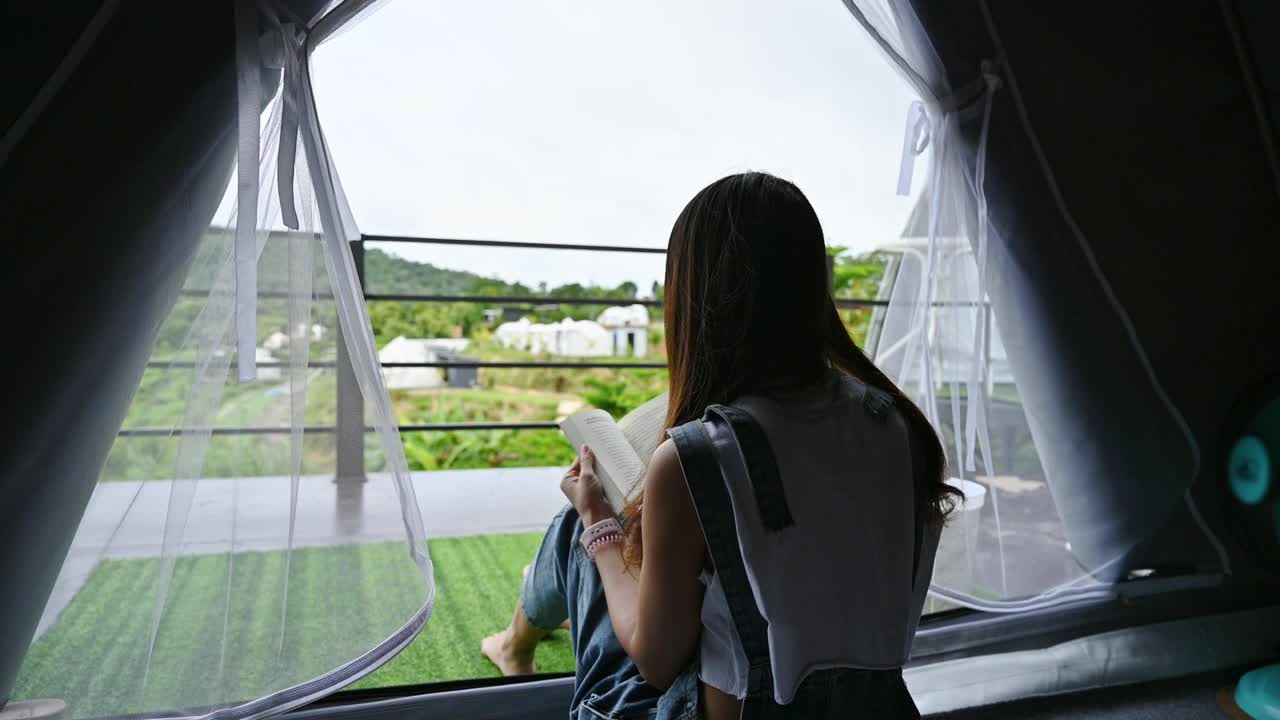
[{"xmin": 520, "ymin": 505, "xmax": 699, "ymax": 720}]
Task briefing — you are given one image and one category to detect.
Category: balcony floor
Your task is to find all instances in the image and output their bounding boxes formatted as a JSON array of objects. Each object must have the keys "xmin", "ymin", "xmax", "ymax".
[
  {"xmin": 39, "ymin": 467, "xmax": 567, "ymax": 638},
  {"xmin": 38, "ymin": 466, "xmax": 1091, "ymax": 640}
]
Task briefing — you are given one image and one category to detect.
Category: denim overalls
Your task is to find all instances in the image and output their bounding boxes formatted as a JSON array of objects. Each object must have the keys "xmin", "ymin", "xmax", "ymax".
[{"xmin": 520, "ymin": 396, "xmax": 922, "ymax": 719}]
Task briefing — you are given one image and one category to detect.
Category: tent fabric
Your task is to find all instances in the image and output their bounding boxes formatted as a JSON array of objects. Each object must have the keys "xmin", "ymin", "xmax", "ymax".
[
  {"xmin": 842, "ymin": 0, "xmax": 1280, "ymax": 613},
  {"xmin": 844, "ymin": 0, "xmax": 1117, "ymax": 612},
  {"xmin": 906, "ymin": 0, "xmax": 1279, "ymax": 579},
  {"xmin": 4, "ymin": 0, "xmax": 1279, "ymax": 717},
  {"xmin": 905, "ymin": 605, "xmax": 1280, "ymax": 715},
  {"xmin": 0, "ymin": 1, "xmax": 260, "ymax": 704},
  {"xmin": 1, "ymin": 1, "xmax": 434, "ymax": 717}
]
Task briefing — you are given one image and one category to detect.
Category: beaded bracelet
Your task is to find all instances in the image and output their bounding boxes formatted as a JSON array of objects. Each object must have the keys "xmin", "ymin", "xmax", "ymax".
[
  {"xmin": 586, "ymin": 532, "xmax": 623, "ymax": 561},
  {"xmin": 579, "ymin": 517, "xmax": 623, "ymax": 552}
]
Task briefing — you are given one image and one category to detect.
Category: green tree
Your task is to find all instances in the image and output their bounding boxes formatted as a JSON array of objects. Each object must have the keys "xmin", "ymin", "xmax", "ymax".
[
  {"xmin": 825, "ymin": 246, "xmax": 887, "ymax": 346},
  {"xmin": 581, "ymin": 378, "xmax": 652, "ymax": 419},
  {"xmin": 471, "ymin": 277, "xmax": 532, "ymax": 297}
]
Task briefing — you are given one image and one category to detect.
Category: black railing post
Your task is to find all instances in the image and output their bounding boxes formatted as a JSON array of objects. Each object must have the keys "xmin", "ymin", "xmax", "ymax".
[{"xmin": 335, "ymin": 239, "xmax": 366, "ymax": 485}]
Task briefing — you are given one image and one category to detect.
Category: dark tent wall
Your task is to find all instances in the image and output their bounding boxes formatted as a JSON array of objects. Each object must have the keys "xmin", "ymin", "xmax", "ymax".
[
  {"xmin": 0, "ymin": 1, "xmax": 326, "ymax": 704},
  {"xmin": 908, "ymin": 0, "xmax": 1280, "ymax": 578},
  {"xmin": 2, "ymin": 0, "xmax": 1278, "ymax": 711}
]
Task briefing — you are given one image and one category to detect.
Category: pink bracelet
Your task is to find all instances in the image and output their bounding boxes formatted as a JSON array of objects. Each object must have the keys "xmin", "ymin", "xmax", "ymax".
[
  {"xmin": 580, "ymin": 517, "xmax": 623, "ymax": 552},
  {"xmin": 586, "ymin": 532, "xmax": 623, "ymax": 561}
]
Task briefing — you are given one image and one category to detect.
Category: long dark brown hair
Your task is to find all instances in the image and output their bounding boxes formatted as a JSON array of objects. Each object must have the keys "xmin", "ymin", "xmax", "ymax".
[{"xmin": 622, "ymin": 172, "xmax": 958, "ymax": 566}]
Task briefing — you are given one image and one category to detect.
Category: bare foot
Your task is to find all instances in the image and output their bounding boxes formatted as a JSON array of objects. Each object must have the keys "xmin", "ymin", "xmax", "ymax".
[{"xmin": 481, "ymin": 627, "xmax": 536, "ymax": 676}]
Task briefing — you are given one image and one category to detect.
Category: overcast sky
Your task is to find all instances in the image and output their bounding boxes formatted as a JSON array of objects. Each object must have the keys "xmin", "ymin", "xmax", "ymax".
[{"xmin": 310, "ymin": 0, "xmax": 922, "ymax": 293}]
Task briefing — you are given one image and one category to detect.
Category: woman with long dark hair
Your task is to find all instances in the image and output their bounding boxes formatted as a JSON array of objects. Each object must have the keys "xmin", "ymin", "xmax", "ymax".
[{"xmin": 482, "ymin": 172, "xmax": 958, "ymax": 719}]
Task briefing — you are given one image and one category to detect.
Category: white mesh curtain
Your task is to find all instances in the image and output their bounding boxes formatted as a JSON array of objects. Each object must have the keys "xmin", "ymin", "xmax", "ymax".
[
  {"xmin": 11, "ymin": 1, "xmax": 433, "ymax": 718},
  {"xmin": 845, "ymin": 0, "xmax": 1236, "ymax": 613},
  {"xmin": 845, "ymin": 0, "xmax": 1120, "ymax": 612}
]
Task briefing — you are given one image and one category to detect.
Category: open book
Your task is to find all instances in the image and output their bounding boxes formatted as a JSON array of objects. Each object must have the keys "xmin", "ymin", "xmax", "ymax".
[{"xmin": 559, "ymin": 392, "xmax": 669, "ymax": 515}]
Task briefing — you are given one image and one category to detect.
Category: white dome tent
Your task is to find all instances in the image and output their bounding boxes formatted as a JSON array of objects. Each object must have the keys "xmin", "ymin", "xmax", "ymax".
[
  {"xmin": 3, "ymin": 0, "xmax": 1279, "ymax": 718},
  {"xmin": 378, "ymin": 337, "xmax": 471, "ymax": 390},
  {"xmin": 494, "ymin": 317, "xmax": 613, "ymax": 357},
  {"xmin": 596, "ymin": 305, "xmax": 650, "ymax": 357},
  {"xmin": 494, "ymin": 307, "xmax": 650, "ymax": 358}
]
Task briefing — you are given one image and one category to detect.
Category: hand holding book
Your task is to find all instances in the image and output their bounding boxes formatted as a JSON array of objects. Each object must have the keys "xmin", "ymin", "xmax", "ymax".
[
  {"xmin": 558, "ymin": 392, "xmax": 670, "ymax": 516},
  {"xmin": 559, "ymin": 446, "xmax": 615, "ymax": 527}
]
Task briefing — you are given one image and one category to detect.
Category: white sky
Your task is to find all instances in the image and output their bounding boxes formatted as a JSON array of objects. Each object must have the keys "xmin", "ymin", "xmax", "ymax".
[{"xmin": 310, "ymin": 0, "xmax": 922, "ymax": 293}]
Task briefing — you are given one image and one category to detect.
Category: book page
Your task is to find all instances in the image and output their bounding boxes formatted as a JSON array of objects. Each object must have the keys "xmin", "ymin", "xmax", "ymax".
[
  {"xmin": 560, "ymin": 410, "xmax": 644, "ymax": 515},
  {"xmin": 618, "ymin": 392, "xmax": 669, "ymax": 472}
]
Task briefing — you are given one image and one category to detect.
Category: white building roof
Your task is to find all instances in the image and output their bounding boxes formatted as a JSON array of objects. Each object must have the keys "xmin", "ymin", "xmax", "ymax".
[
  {"xmin": 378, "ymin": 336, "xmax": 471, "ymax": 360},
  {"xmin": 596, "ymin": 304, "xmax": 649, "ymax": 328}
]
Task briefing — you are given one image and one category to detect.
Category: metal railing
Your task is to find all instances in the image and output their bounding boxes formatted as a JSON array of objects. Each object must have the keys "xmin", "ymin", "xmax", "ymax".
[{"xmin": 121, "ymin": 234, "xmax": 887, "ymax": 481}]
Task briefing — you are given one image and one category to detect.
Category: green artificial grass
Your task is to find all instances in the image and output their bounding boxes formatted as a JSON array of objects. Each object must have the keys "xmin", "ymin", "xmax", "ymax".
[
  {"xmin": 13, "ymin": 533, "xmax": 575, "ymax": 719},
  {"xmin": 353, "ymin": 533, "xmax": 575, "ymax": 688}
]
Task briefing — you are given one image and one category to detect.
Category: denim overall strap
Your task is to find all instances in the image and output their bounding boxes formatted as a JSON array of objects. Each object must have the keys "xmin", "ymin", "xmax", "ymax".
[
  {"xmin": 667, "ymin": 417, "xmax": 773, "ymax": 702},
  {"xmin": 703, "ymin": 404, "xmax": 794, "ymax": 534}
]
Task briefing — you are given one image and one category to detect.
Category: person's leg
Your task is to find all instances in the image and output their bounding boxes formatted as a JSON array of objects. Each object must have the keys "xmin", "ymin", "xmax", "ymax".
[
  {"xmin": 481, "ymin": 603, "xmax": 547, "ymax": 676},
  {"xmin": 523, "ymin": 563, "xmax": 570, "ymax": 630},
  {"xmin": 481, "ymin": 504, "xmax": 667, "ymax": 716},
  {"xmin": 482, "ymin": 505, "xmax": 577, "ymax": 675}
]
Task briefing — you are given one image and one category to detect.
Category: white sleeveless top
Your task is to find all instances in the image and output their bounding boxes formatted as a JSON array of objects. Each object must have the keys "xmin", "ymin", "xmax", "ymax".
[{"xmin": 695, "ymin": 371, "xmax": 941, "ymax": 704}]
